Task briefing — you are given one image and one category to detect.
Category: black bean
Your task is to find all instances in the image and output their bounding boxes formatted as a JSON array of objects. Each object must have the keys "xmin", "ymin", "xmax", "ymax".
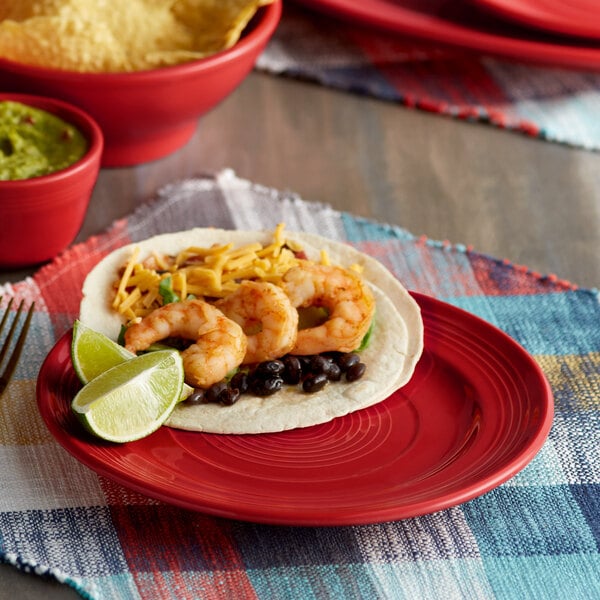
[
  {"xmin": 336, "ymin": 352, "xmax": 360, "ymax": 372},
  {"xmin": 296, "ymin": 356, "xmax": 312, "ymax": 371},
  {"xmin": 325, "ymin": 362, "xmax": 342, "ymax": 381},
  {"xmin": 219, "ymin": 387, "xmax": 241, "ymax": 406},
  {"xmin": 229, "ymin": 371, "xmax": 249, "ymax": 394},
  {"xmin": 250, "ymin": 376, "xmax": 284, "ymax": 396},
  {"xmin": 303, "ymin": 373, "xmax": 328, "ymax": 393},
  {"xmin": 282, "ymin": 355, "xmax": 302, "ymax": 384},
  {"xmin": 205, "ymin": 381, "xmax": 228, "ymax": 403},
  {"xmin": 345, "ymin": 362, "xmax": 366, "ymax": 382},
  {"xmin": 255, "ymin": 360, "xmax": 285, "ymax": 377},
  {"xmin": 310, "ymin": 355, "xmax": 331, "ymax": 375},
  {"xmin": 185, "ymin": 389, "xmax": 206, "ymax": 404}
]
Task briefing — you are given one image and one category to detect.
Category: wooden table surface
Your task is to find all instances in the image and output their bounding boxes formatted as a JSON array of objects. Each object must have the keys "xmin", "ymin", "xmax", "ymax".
[
  {"xmin": 0, "ymin": 71, "xmax": 599, "ymax": 598},
  {"xmin": 3, "ymin": 72, "xmax": 600, "ymax": 290}
]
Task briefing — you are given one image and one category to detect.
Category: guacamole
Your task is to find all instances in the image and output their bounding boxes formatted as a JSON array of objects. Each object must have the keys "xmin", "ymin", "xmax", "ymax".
[{"xmin": 0, "ymin": 101, "xmax": 88, "ymax": 181}]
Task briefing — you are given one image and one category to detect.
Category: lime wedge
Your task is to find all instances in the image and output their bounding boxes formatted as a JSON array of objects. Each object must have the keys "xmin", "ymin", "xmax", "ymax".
[
  {"xmin": 72, "ymin": 350, "xmax": 184, "ymax": 443},
  {"xmin": 71, "ymin": 319, "xmax": 135, "ymax": 384},
  {"xmin": 71, "ymin": 319, "xmax": 194, "ymax": 400}
]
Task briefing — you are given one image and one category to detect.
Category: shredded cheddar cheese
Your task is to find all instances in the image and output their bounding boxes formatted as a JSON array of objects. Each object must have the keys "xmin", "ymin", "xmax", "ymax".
[{"xmin": 112, "ymin": 224, "xmax": 307, "ymax": 323}]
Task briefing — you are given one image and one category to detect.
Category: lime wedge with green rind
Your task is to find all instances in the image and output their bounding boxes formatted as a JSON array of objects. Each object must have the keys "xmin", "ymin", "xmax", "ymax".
[
  {"xmin": 71, "ymin": 319, "xmax": 194, "ymax": 400},
  {"xmin": 72, "ymin": 319, "xmax": 135, "ymax": 384},
  {"xmin": 72, "ymin": 350, "xmax": 184, "ymax": 443}
]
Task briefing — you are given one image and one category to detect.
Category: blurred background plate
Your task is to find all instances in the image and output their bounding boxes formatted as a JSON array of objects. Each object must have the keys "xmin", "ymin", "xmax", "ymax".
[
  {"xmin": 471, "ymin": 0, "xmax": 600, "ymax": 40},
  {"xmin": 294, "ymin": 0, "xmax": 600, "ymax": 68}
]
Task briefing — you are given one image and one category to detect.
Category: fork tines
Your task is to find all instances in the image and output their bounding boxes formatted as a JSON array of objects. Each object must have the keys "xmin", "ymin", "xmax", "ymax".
[{"xmin": 0, "ymin": 296, "xmax": 35, "ymax": 396}]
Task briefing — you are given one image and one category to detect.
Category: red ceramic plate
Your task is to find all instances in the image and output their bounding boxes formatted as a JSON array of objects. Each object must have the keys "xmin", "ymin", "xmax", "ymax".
[
  {"xmin": 295, "ymin": 0, "xmax": 600, "ymax": 69},
  {"xmin": 472, "ymin": 0, "xmax": 600, "ymax": 40},
  {"xmin": 37, "ymin": 293, "xmax": 553, "ymax": 526}
]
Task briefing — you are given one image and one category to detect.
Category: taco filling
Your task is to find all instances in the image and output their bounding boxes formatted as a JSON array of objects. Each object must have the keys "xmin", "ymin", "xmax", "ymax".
[{"xmin": 79, "ymin": 225, "xmax": 424, "ymax": 434}]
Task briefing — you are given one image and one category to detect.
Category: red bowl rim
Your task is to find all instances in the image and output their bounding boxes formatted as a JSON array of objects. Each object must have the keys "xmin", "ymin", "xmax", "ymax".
[
  {"xmin": 0, "ymin": 0, "xmax": 281, "ymax": 83},
  {"xmin": 0, "ymin": 92, "xmax": 104, "ymax": 192}
]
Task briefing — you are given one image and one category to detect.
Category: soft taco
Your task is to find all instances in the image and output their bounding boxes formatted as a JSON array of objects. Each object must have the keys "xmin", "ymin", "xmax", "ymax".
[{"xmin": 79, "ymin": 227, "xmax": 424, "ymax": 434}]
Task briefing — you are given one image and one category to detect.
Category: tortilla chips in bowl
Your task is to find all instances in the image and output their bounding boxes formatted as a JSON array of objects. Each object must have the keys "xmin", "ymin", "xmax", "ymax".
[
  {"xmin": 0, "ymin": 0, "xmax": 281, "ymax": 166},
  {"xmin": 79, "ymin": 227, "xmax": 424, "ymax": 435}
]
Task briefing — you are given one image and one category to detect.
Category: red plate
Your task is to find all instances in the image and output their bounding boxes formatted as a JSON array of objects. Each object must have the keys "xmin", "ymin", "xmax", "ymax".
[
  {"xmin": 294, "ymin": 0, "xmax": 600, "ymax": 69},
  {"xmin": 37, "ymin": 293, "xmax": 553, "ymax": 526},
  {"xmin": 472, "ymin": 0, "xmax": 600, "ymax": 40}
]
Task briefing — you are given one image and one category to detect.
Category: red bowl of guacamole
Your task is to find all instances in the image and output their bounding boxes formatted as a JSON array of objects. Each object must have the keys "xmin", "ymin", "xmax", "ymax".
[{"xmin": 0, "ymin": 93, "xmax": 103, "ymax": 268}]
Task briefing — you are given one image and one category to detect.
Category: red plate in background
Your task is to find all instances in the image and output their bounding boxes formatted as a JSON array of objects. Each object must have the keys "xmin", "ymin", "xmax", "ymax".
[
  {"xmin": 295, "ymin": 0, "xmax": 600, "ymax": 69},
  {"xmin": 472, "ymin": 0, "xmax": 600, "ymax": 40}
]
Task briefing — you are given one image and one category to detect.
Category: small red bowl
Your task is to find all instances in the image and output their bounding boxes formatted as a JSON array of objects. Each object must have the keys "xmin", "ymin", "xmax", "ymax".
[
  {"xmin": 0, "ymin": 1, "xmax": 281, "ymax": 167},
  {"xmin": 0, "ymin": 93, "xmax": 103, "ymax": 268}
]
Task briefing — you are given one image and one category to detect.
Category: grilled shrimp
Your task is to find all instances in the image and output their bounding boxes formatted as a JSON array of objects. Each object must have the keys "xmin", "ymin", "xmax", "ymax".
[
  {"xmin": 282, "ymin": 262, "xmax": 375, "ymax": 355},
  {"xmin": 215, "ymin": 280, "xmax": 298, "ymax": 364},
  {"xmin": 124, "ymin": 298, "xmax": 247, "ymax": 388}
]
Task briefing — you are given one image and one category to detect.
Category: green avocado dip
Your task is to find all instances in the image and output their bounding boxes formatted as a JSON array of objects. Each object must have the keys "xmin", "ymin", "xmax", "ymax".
[{"xmin": 0, "ymin": 100, "xmax": 88, "ymax": 181}]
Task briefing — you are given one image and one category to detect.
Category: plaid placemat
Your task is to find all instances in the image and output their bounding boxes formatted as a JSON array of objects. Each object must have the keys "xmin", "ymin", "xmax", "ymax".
[
  {"xmin": 257, "ymin": 3, "xmax": 600, "ymax": 151},
  {"xmin": 0, "ymin": 170, "xmax": 598, "ymax": 599}
]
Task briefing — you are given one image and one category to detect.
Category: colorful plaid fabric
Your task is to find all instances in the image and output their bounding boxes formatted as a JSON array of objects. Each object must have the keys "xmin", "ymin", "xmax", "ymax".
[
  {"xmin": 0, "ymin": 170, "xmax": 598, "ymax": 599},
  {"xmin": 258, "ymin": 4, "xmax": 600, "ymax": 151}
]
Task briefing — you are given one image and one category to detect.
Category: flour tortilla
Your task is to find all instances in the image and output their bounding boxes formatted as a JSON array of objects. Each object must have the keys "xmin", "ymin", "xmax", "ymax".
[{"xmin": 79, "ymin": 228, "xmax": 424, "ymax": 434}]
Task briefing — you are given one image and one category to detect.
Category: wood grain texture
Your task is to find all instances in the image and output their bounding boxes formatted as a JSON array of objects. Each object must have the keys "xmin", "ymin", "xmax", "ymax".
[
  {"xmin": 2, "ymin": 73, "xmax": 598, "ymax": 288},
  {"xmin": 2, "ymin": 73, "xmax": 599, "ymax": 287}
]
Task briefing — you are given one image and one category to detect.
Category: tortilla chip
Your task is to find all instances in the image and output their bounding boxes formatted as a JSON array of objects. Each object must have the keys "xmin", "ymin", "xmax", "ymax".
[
  {"xmin": 172, "ymin": 0, "xmax": 273, "ymax": 53},
  {"xmin": 79, "ymin": 229, "xmax": 424, "ymax": 434},
  {"xmin": 0, "ymin": 0, "xmax": 275, "ymax": 72},
  {"xmin": 0, "ymin": 0, "xmax": 67, "ymax": 22},
  {"xmin": 0, "ymin": 16, "xmax": 128, "ymax": 72}
]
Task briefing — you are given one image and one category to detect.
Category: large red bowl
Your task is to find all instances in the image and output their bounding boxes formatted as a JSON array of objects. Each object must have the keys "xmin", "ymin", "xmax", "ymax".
[
  {"xmin": 0, "ymin": 1, "xmax": 281, "ymax": 167},
  {"xmin": 0, "ymin": 93, "xmax": 103, "ymax": 268}
]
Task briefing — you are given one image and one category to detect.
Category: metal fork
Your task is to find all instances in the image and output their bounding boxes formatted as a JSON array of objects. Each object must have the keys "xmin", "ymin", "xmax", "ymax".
[{"xmin": 0, "ymin": 296, "xmax": 35, "ymax": 396}]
